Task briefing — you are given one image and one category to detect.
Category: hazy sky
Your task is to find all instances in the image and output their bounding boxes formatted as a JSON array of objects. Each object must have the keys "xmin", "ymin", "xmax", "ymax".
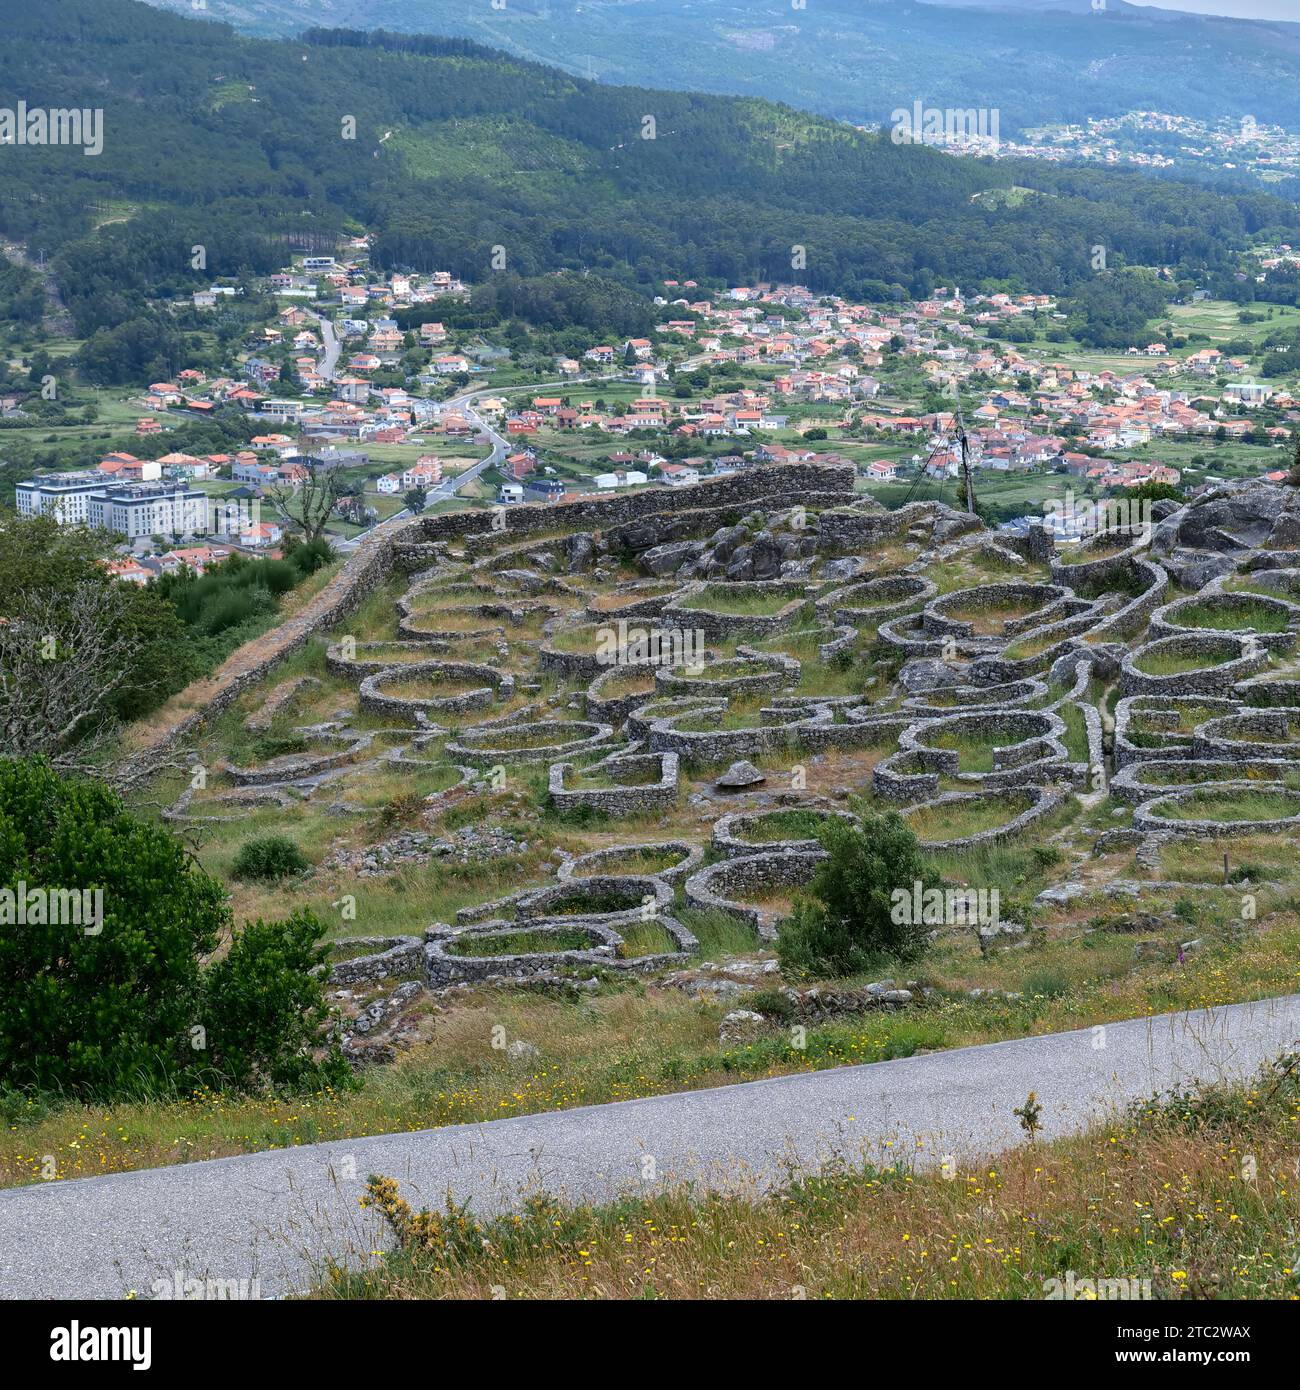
[{"xmin": 1128, "ymin": 0, "xmax": 1299, "ymax": 18}]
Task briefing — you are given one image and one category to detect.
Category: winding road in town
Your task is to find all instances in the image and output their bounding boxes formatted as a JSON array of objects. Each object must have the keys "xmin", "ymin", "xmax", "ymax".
[{"xmin": 1, "ymin": 993, "xmax": 1297, "ymax": 1299}]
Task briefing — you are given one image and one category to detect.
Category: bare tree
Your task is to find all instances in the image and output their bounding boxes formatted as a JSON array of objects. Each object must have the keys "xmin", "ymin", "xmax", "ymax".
[
  {"xmin": 265, "ymin": 467, "xmax": 348, "ymax": 542},
  {"xmin": 0, "ymin": 583, "xmax": 141, "ymax": 766}
]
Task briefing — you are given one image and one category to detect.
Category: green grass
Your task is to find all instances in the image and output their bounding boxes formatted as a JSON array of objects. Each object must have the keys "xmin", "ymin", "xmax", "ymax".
[
  {"xmin": 1058, "ymin": 702, "xmax": 1092, "ymax": 762},
  {"xmin": 616, "ymin": 922, "xmax": 679, "ymax": 959},
  {"xmin": 1000, "ymin": 631, "xmax": 1062, "ymax": 660},
  {"xmin": 1170, "ymin": 597, "xmax": 1290, "ymax": 635},
  {"xmin": 738, "ymin": 809, "xmax": 838, "ymax": 844},
  {"xmin": 683, "ymin": 586, "xmax": 803, "ymax": 617},
  {"xmin": 446, "ymin": 928, "xmax": 594, "ymax": 958},
  {"xmin": 675, "ymin": 908, "xmax": 762, "ymax": 960},
  {"xmin": 926, "ymin": 727, "xmax": 1016, "ymax": 774},
  {"xmin": 906, "ymin": 791, "xmax": 1036, "ymax": 841},
  {"xmin": 1154, "ymin": 789, "xmax": 1300, "ymax": 824},
  {"xmin": 1132, "ymin": 646, "xmax": 1238, "ymax": 676}
]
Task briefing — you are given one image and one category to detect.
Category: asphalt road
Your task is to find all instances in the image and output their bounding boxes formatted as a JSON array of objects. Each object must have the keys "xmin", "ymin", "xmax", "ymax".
[{"xmin": 2, "ymin": 993, "xmax": 1297, "ymax": 1299}]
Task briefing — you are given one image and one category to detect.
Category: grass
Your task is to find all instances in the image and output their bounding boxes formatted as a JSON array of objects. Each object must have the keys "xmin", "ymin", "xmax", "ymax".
[
  {"xmin": 737, "ymin": 809, "xmax": 838, "ymax": 844},
  {"xmin": 1122, "ymin": 701, "xmax": 1228, "ymax": 749},
  {"xmin": 1132, "ymin": 646, "xmax": 1238, "ymax": 677},
  {"xmin": 321, "ymin": 1057, "xmax": 1300, "ymax": 1300},
  {"xmin": 616, "ymin": 922, "xmax": 679, "ymax": 959},
  {"xmin": 467, "ymin": 724, "xmax": 592, "ymax": 752},
  {"xmin": 1059, "ymin": 702, "xmax": 1092, "ymax": 763},
  {"xmin": 926, "ymin": 727, "xmax": 1021, "ymax": 774},
  {"xmin": 1154, "ymin": 790, "xmax": 1300, "ymax": 825},
  {"xmin": 591, "ymin": 668, "xmax": 657, "ymax": 699},
  {"xmin": 906, "ymin": 791, "xmax": 1036, "ymax": 841},
  {"xmin": 564, "ymin": 762, "xmax": 661, "ymax": 790},
  {"xmin": 683, "ymin": 586, "xmax": 802, "ymax": 618},
  {"xmin": 1000, "ymin": 631, "xmax": 1062, "ymax": 661},
  {"xmin": 542, "ymin": 887, "xmax": 645, "ymax": 916},
  {"xmin": 446, "ymin": 929, "xmax": 594, "ymax": 958},
  {"xmin": 1053, "ymin": 538, "xmax": 1133, "ymax": 565},
  {"xmin": 945, "ymin": 597, "xmax": 1044, "ymax": 636},
  {"xmin": 1170, "ymin": 597, "xmax": 1291, "ymax": 635},
  {"xmin": 572, "ymin": 846, "xmax": 683, "ymax": 877}
]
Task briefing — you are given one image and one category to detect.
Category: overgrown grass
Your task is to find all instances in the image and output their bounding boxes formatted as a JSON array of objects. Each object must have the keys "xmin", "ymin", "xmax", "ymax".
[
  {"xmin": 1171, "ymin": 597, "xmax": 1290, "ymax": 635},
  {"xmin": 1155, "ymin": 789, "xmax": 1300, "ymax": 824},
  {"xmin": 684, "ymin": 585, "xmax": 802, "ymax": 617},
  {"xmin": 906, "ymin": 791, "xmax": 1036, "ymax": 842},
  {"xmin": 1132, "ymin": 646, "xmax": 1238, "ymax": 676},
  {"xmin": 447, "ymin": 928, "xmax": 593, "ymax": 958}
]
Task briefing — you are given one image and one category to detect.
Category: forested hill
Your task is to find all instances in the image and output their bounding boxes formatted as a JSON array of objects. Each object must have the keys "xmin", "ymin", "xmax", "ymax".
[
  {"xmin": 140, "ymin": 0, "xmax": 1300, "ymax": 134},
  {"xmin": 1, "ymin": 0, "xmax": 1297, "ymax": 382}
]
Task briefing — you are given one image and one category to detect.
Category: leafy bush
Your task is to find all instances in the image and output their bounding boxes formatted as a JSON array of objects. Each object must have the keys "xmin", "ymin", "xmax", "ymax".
[
  {"xmin": 231, "ymin": 833, "xmax": 310, "ymax": 883},
  {"xmin": 0, "ymin": 758, "xmax": 343, "ymax": 1097},
  {"xmin": 200, "ymin": 909, "xmax": 348, "ymax": 1090},
  {"xmin": 777, "ymin": 811, "xmax": 939, "ymax": 978}
]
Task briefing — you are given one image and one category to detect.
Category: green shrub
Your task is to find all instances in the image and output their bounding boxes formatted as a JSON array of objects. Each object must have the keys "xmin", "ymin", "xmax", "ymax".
[
  {"xmin": 776, "ymin": 811, "xmax": 939, "ymax": 978},
  {"xmin": 231, "ymin": 833, "xmax": 310, "ymax": 882},
  {"xmin": 0, "ymin": 758, "xmax": 343, "ymax": 1098},
  {"xmin": 200, "ymin": 909, "xmax": 349, "ymax": 1090},
  {"xmin": 746, "ymin": 987, "xmax": 796, "ymax": 1021},
  {"xmin": 0, "ymin": 757, "xmax": 226, "ymax": 1094}
]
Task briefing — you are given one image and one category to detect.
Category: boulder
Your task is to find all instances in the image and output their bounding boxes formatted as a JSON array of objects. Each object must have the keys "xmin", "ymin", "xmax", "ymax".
[
  {"xmin": 641, "ymin": 540, "xmax": 704, "ymax": 576},
  {"xmin": 899, "ymin": 658, "xmax": 967, "ymax": 693},
  {"xmin": 932, "ymin": 510, "xmax": 983, "ymax": 545},
  {"xmin": 566, "ymin": 532, "xmax": 595, "ymax": 573},
  {"xmin": 1160, "ymin": 549, "xmax": 1239, "ymax": 590},
  {"xmin": 1154, "ymin": 483, "xmax": 1289, "ymax": 555},
  {"xmin": 716, "ymin": 760, "xmax": 766, "ymax": 789},
  {"xmin": 719, "ymin": 1009, "xmax": 768, "ymax": 1044},
  {"xmin": 821, "ymin": 556, "xmax": 870, "ymax": 582}
]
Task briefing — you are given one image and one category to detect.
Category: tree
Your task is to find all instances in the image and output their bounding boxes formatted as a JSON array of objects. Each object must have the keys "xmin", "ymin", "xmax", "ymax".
[
  {"xmin": 0, "ymin": 757, "xmax": 226, "ymax": 1094},
  {"xmin": 1288, "ymin": 433, "xmax": 1300, "ymax": 488},
  {"xmin": 0, "ymin": 514, "xmax": 198, "ymax": 769},
  {"xmin": 266, "ymin": 467, "xmax": 348, "ymax": 542},
  {"xmin": 777, "ymin": 811, "xmax": 940, "ymax": 977},
  {"xmin": 404, "ymin": 486, "xmax": 428, "ymax": 512},
  {"xmin": 0, "ymin": 758, "xmax": 348, "ymax": 1097},
  {"xmin": 1124, "ymin": 479, "xmax": 1184, "ymax": 504}
]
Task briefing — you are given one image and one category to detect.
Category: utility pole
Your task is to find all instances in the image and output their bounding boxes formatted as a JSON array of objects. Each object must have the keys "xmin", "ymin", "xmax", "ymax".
[{"xmin": 955, "ymin": 387, "xmax": 976, "ymax": 515}]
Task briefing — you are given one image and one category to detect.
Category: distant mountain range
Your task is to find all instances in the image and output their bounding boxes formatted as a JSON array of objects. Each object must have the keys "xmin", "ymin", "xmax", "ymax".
[{"xmin": 140, "ymin": 0, "xmax": 1300, "ymax": 133}]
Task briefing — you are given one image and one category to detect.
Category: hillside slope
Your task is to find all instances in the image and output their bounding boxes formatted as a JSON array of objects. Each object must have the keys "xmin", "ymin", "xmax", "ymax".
[
  {"xmin": 139, "ymin": 0, "xmax": 1300, "ymax": 132},
  {"xmin": 1, "ymin": 0, "xmax": 1296, "ymax": 382}
]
